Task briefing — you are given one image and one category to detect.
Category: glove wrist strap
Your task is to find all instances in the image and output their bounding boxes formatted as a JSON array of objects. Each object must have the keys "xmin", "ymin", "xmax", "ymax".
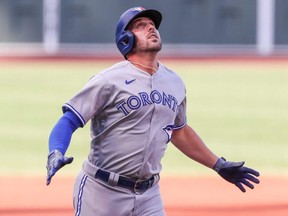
[
  {"xmin": 213, "ymin": 157, "xmax": 226, "ymax": 173},
  {"xmin": 48, "ymin": 149, "xmax": 63, "ymax": 159}
]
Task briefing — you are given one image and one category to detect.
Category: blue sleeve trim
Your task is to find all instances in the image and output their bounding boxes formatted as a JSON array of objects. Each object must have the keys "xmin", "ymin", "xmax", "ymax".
[
  {"xmin": 62, "ymin": 103, "xmax": 86, "ymax": 127},
  {"xmin": 173, "ymin": 122, "xmax": 186, "ymax": 130}
]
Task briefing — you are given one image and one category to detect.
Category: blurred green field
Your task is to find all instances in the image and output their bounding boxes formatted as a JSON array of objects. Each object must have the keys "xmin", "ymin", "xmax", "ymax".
[{"xmin": 0, "ymin": 59, "xmax": 287, "ymax": 177}]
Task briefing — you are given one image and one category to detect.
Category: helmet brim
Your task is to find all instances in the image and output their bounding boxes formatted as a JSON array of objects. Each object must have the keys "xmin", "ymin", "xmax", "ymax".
[{"xmin": 125, "ymin": 9, "xmax": 162, "ymax": 30}]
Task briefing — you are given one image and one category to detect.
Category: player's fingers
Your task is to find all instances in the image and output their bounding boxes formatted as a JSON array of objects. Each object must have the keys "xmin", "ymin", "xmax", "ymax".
[
  {"xmin": 46, "ymin": 157, "xmax": 73, "ymax": 186},
  {"xmin": 235, "ymin": 182, "xmax": 246, "ymax": 193},
  {"xmin": 63, "ymin": 156, "xmax": 74, "ymax": 165},
  {"xmin": 46, "ymin": 176, "xmax": 51, "ymax": 185},
  {"xmin": 243, "ymin": 173, "xmax": 260, "ymax": 184},
  {"xmin": 46, "ymin": 170, "xmax": 54, "ymax": 185},
  {"xmin": 241, "ymin": 167, "xmax": 260, "ymax": 177},
  {"xmin": 46, "ymin": 165, "xmax": 58, "ymax": 186},
  {"xmin": 239, "ymin": 178, "xmax": 255, "ymax": 190}
]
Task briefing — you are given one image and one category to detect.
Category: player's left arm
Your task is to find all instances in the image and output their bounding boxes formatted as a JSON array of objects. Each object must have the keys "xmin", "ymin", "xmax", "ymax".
[
  {"xmin": 171, "ymin": 124, "xmax": 260, "ymax": 192},
  {"xmin": 171, "ymin": 124, "xmax": 218, "ymax": 168}
]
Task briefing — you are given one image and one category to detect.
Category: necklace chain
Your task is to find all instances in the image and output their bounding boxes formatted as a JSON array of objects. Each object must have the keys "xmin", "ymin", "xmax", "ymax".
[{"xmin": 129, "ymin": 61, "xmax": 158, "ymax": 73}]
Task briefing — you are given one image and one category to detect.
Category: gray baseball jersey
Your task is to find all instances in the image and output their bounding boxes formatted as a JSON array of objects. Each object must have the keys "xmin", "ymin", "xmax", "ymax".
[{"xmin": 63, "ymin": 60, "xmax": 186, "ymax": 179}]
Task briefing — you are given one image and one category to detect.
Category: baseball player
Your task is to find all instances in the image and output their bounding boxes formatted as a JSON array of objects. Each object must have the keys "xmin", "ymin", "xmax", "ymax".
[{"xmin": 46, "ymin": 7, "xmax": 260, "ymax": 216}]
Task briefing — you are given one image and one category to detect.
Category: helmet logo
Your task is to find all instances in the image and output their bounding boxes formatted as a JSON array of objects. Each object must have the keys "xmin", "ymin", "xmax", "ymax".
[{"xmin": 131, "ymin": 7, "xmax": 145, "ymax": 12}]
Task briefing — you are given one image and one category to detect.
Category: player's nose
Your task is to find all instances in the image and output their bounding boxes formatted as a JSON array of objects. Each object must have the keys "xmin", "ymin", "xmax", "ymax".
[{"xmin": 148, "ymin": 23, "xmax": 156, "ymax": 32}]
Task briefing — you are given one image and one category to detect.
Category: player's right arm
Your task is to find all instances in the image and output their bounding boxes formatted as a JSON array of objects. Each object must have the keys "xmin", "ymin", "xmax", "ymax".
[{"xmin": 46, "ymin": 110, "xmax": 82, "ymax": 185}]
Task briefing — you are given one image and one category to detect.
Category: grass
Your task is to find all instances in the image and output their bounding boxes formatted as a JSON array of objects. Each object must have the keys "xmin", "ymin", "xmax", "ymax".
[{"xmin": 0, "ymin": 59, "xmax": 287, "ymax": 177}]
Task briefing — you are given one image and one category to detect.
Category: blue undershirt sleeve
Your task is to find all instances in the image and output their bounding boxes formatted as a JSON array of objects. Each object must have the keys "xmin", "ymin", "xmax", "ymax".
[{"xmin": 48, "ymin": 110, "xmax": 82, "ymax": 155}]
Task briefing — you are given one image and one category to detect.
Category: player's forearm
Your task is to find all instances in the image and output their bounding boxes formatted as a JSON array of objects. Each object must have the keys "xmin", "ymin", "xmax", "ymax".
[
  {"xmin": 49, "ymin": 117, "xmax": 73, "ymax": 154},
  {"xmin": 49, "ymin": 111, "xmax": 82, "ymax": 154},
  {"xmin": 171, "ymin": 124, "xmax": 218, "ymax": 169}
]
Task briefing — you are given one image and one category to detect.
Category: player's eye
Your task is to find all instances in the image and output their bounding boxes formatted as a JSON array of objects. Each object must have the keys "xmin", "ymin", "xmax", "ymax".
[
  {"xmin": 135, "ymin": 22, "xmax": 144, "ymax": 29},
  {"xmin": 149, "ymin": 21, "xmax": 155, "ymax": 28}
]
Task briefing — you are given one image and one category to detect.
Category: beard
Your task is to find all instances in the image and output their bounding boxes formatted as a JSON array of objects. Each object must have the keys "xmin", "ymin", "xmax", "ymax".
[{"xmin": 133, "ymin": 38, "xmax": 162, "ymax": 53}]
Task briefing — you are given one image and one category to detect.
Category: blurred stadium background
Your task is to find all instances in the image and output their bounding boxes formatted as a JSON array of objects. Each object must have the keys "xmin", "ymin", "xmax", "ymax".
[{"xmin": 0, "ymin": 0, "xmax": 288, "ymax": 58}]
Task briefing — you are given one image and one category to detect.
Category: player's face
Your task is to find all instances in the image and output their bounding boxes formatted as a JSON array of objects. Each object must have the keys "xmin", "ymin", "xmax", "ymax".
[{"xmin": 129, "ymin": 17, "xmax": 162, "ymax": 54}]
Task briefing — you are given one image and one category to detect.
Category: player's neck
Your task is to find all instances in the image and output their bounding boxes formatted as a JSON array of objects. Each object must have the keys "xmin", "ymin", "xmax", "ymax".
[{"xmin": 128, "ymin": 56, "xmax": 158, "ymax": 75}]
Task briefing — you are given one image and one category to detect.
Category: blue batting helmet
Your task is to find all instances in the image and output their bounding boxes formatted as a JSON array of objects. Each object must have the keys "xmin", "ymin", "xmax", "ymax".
[{"xmin": 115, "ymin": 7, "xmax": 162, "ymax": 58}]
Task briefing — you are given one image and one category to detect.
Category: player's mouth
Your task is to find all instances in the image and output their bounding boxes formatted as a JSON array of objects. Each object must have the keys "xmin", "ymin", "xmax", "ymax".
[{"xmin": 148, "ymin": 33, "xmax": 158, "ymax": 39}]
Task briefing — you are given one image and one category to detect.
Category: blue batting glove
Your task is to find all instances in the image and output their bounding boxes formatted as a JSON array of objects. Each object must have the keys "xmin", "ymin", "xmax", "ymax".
[
  {"xmin": 213, "ymin": 157, "xmax": 260, "ymax": 192},
  {"xmin": 46, "ymin": 150, "xmax": 73, "ymax": 185}
]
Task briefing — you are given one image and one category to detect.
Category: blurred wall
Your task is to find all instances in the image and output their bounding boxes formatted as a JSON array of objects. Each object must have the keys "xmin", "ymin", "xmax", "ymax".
[
  {"xmin": 59, "ymin": 0, "xmax": 257, "ymax": 44},
  {"xmin": 0, "ymin": 0, "xmax": 42, "ymax": 42},
  {"xmin": 275, "ymin": 0, "xmax": 288, "ymax": 45},
  {"xmin": 0, "ymin": 0, "xmax": 287, "ymax": 56}
]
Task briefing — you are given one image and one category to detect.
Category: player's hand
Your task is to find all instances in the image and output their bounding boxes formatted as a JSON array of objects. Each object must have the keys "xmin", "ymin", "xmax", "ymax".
[
  {"xmin": 213, "ymin": 157, "xmax": 260, "ymax": 192},
  {"xmin": 46, "ymin": 150, "xmax": 73, "ymax": 185}
]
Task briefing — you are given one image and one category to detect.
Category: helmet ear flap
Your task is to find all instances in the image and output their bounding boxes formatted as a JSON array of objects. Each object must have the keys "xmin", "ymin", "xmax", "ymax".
[{"xmin": 116, "ymin": 30, "xmax": 135, "ymax": 59}]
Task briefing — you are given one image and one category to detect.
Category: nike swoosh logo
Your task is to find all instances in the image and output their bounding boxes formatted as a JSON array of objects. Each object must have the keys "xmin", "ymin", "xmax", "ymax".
[{"xmin": 125, "ymin": 79, "xmax": 136, "ymax": 85}]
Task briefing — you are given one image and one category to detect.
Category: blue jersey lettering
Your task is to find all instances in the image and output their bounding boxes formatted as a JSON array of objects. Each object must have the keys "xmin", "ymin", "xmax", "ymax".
[{"xmin": 116, "ymin": 91, "xmax": 178, "ymax": 115}]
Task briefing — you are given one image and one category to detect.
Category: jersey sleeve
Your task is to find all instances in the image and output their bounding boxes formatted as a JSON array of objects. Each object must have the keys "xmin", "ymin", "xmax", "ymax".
[
  {"xmin": 62, "ymin": 74, "xmax": 112, "ymax": 126},
  {"xmin": 174, "ymin": 97, "xmax": 187, "ymax": 130}
]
